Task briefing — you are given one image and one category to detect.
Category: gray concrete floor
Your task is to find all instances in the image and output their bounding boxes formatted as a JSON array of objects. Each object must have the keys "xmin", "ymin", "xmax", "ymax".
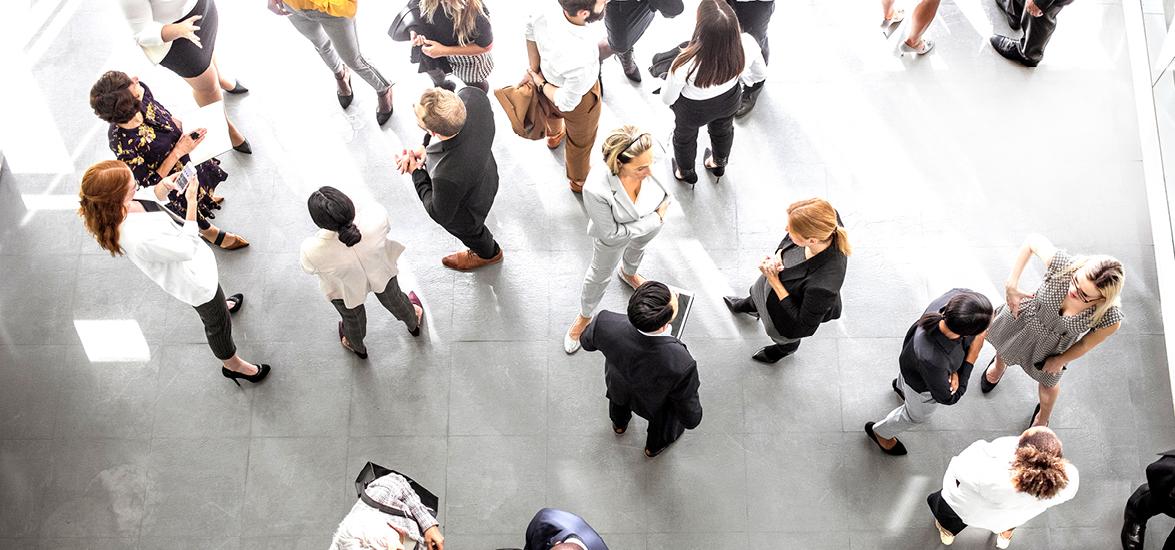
[{"xmin": 1, "ymin": 0, "xmax": 1172, "ymax": 548}]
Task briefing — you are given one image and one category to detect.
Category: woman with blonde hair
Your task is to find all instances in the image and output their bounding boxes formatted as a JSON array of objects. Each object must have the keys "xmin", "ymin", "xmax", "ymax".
[
  {"xmin": 409, "ymin": 0, "xmax": 494, "ymax": 92},
  {"xmin": 724, "ymin": 198, "xmax": 850, "ymax": 363},
  {"xmin": 980, "ymin": 234, "xmax": 1125, "ymax": 428},
  {"xmin": 564, "ymin": 125, "xmax": 671, "ymax": 354},
  {"xmin": 927, "ymin": 427, "xmax": 1079, "ymax": 548},
  {"xmin": 77, "ymin": 160, "xmax": 271, "ymax": 386}
]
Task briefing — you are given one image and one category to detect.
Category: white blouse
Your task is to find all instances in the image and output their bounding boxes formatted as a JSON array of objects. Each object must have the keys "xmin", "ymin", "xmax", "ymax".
[
  {"xmin": 524, "ymin": 2, "xmax": 602, "ymax": 112},
  {"xmin": 661, "ymin": 33, "xmax": 768, "ymax": 106},
  {"xmin": 119, "ymin": 0, "xmax": 199, "ymax": 64},
  {"xmin": 941, "ymin": 437, "xmax": 1080, "ymax": 533},
  {"xmin": 300, "ymin": 204, "xmax": 405, "ymax": 310},
  {"xmin": 119, "ymin": 210, "xmax": 219, "ymax": 308}
]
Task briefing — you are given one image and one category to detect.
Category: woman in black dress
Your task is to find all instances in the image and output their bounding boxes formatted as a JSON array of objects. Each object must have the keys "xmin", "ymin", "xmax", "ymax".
[
  {"xmin": 409, "ymin": 0, "xmax": 494, "ymax": 91},
  {"xmin": 89, "ymin": 70, "xmax": 249, "ymax": 250}
]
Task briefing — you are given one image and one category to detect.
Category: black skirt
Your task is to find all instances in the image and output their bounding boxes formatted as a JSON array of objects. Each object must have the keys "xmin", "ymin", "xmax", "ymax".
[{"xmin": 160, "ymin": 0, "xmax": 219, "ymax": 78}]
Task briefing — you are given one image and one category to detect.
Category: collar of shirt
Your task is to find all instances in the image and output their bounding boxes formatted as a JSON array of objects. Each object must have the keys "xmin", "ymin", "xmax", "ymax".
[{"xmin": 638, "ymin": 324, "xmax": 673, "ymax": 338}]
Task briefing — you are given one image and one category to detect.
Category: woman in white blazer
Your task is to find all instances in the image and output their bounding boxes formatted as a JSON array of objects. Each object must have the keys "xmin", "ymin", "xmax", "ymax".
[
  {"xmin": 78, "ymin": 160, "xmax": 271, "ymax": 386},
  {"xmin": 300, "ymin": 187, "xmax": 424, "ymax": 359},
  {"xmin": 927, "ymin": 426, "xmax": 1079, "ymax": 548},
  {"xmin": 563, "ymin": 126, "xmax": 671, "ymax": 354}
]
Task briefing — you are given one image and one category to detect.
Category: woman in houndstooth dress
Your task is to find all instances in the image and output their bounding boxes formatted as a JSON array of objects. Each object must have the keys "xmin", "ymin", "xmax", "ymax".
[{"xmin": 981, "ymin": 234, "xmax": 1125, "ymax": 428}]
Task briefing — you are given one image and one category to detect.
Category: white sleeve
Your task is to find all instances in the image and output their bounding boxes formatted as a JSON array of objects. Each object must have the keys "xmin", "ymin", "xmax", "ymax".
[
  {"xmin": 135, "ymin": 221, "xmax": 203, "ymax": 263},
  {"xmin": 524, "ymin": 11, "xmax": 538, "ymax": 41},
  {"xmin": 119, "ymin": 0, "xmax": 167, "ymax": 47},
  {"xmin": 553, "ymin": 66, "xmax": 594, "ymax": 112},
  {"xmin": 740, "ymin": 33, "xmax": 768, "ymax": 87},
  {"xmin": 661, "ymin": 65, "xmax": 687, "ymax": 106}
]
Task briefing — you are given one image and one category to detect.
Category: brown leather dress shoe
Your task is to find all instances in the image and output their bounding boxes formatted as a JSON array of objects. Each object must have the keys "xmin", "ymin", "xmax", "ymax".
[{"xmin": 442, "ymin": 248, "xmax": 503, "ymax": 271}]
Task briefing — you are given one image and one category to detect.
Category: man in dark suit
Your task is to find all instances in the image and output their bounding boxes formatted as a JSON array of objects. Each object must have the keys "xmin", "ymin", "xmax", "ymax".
[
  {"xmin": 395, "ymin": 86, "xmax": 503, "ymax": 271},
  {"xmin": 990, "ymin": 0, "xmax": 1075, "ymax": 67},
  {"xmin": 522, "ymin": 508, "xmax": 608, "ymax": 550},
  {"xmin": 1123, "ymin": 449, "xmax": 1175, "ymax": 549},
  {"xmin": 600, "ymin": 0, "xmax": 684, "ymax": 82},
  {"xmin": 580, "ymin": 281, "xmax": 702, "ymax": 458}
]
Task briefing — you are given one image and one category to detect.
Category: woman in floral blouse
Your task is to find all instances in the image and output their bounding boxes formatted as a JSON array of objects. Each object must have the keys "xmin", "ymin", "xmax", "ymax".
[{"xmin": 89, "ymin": 70, "xmax": 248, "ymax": 249}]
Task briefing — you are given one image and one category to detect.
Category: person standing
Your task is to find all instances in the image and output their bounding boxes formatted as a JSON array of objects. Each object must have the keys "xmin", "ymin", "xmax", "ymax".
[
  {"xmin": 523, "ymin": 0, "xmax": 607, "ymax": 193},
  {"xmin": 581, "ymin": 282, "xmax": 702, "ymax": 458},
  {"xmin": 267, "ymin": 0, "xmax": 397, "ymax": 125},
  {"xmin": 865, "ymin": 289, "xmax": 993, "ymax": 456},
  {"xmin": 301, "ymin": 187, "xmax": 424, "ymax": 359},
  {"xmin": 118, "ymin": 0, "xmax": 251, "ymax": 152},
  {"xmin": 662, "ymin": 0, "xmax": 767, "ymax": 185},
  {"xmin": 521, "ymin": 508, "xmax": 608, "ymax": 550},
  {"xmin": 979, "ymin": 234, "xmax": 1125, "ymax": 428},
  {"xmin": 894, "ymin": 0, "xmax": 941, "ymax": 56},
  {"xmin": 1122, "ymin": 450, "xmax": 1175, "ymax": 550},
  {"xmin": 723, "ymin": 198, "xmax": 849, "ymax": 363},
  {"xmin": 90, "ymin": 71, "xmax": 249, "ymax": 250},
  {"xmin": 990, "ymin": 0, "xmax": 1074, "ymax": 67},
  {"xmin": 601, "ymin": 0, "xmax": 685, "ymax": 83},
  {"xmin": 408, "ymin": 0, "xmax": 495, "ymax": 92},
  {"xmin": 563, "ymin": 126, "xmax": 670, "ymax": 354},
  {"xmin": 395, "ymin": 87, "xmax": 503, "ymax": 271},
  {"xmin": 927, "ymin": 427, "xmax": 1079, "ymax": 548},
  {"xmin": 78, "ymin": 160, "xmax": 271, "ymax": 386},
  {"xmin": 723, "ymin": 0, "xmax": 774, "ymax": 117}
]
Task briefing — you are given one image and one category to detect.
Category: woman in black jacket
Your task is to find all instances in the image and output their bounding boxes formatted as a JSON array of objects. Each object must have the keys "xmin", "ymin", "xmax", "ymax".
[{"xmin": 724, "ymin": 198, "xmax": 850, "ymax": 363}]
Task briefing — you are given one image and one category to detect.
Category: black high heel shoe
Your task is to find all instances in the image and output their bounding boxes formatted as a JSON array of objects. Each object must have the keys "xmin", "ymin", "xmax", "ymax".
[
  {"xmin": 336, "ymin": 68, "xmax": 353, "ymax": 109},
  {"xmin": 226, "ymin": 293, "xmax": 244, "ymax": 314},
  {"xmin": 980, "ymin": 356, "xmax": 1001, "ymax": 394},
  {"xmin": 232, "ymin": 139, "xmax": 252, "ymax": 155},
  {"xmin": 222, "ymin": 364, "xmax": 271, "ymax": 386},
  {"xmin": 672, "ymin": 158, "xmax": 697, "ymax": 185},
  {"xmin": 703, "ymin": 148, "xmax": 725, "ymax": 180}
]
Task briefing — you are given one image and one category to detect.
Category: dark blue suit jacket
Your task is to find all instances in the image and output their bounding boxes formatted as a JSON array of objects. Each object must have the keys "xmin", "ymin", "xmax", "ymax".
[{"xmin": 523, "ymin": 508, "xmax": 608, "ymax": 550}]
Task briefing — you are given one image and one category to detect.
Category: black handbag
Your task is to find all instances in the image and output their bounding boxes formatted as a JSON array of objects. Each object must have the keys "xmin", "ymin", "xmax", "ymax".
[
  {"xmin": 648, "ymin": 41, "xmax": 689, "ymax": 80},
  {"xmin": 388, "ymin": 5, "xmax": 420, "ymax": 42},
  {"xmin": 354, "ymin": 461, "xmax": 440, "ymax": 520}
]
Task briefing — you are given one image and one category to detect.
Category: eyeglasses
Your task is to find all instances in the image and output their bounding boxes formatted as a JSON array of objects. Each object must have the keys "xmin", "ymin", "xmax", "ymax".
[{"xmin": 1071, "ymin": 273, "xmax": 1097, "ymax": 303}]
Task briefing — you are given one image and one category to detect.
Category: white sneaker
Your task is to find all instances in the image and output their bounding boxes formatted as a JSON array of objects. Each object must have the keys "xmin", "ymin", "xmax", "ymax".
[{"xmin": 563, "ymin": 328, "xmax": 581, "ymax": 354}]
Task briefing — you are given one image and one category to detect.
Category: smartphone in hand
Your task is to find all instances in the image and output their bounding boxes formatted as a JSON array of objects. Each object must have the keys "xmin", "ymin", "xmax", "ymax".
[{"xmin": 175, "ymin": 163, "xmax": 198, "ymax": 193}]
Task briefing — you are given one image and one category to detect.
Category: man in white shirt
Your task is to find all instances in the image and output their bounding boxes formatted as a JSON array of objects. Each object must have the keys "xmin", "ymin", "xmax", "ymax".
[{"xmin": 523, "ymin": 0, "xmax": 607, "ymax": 193}]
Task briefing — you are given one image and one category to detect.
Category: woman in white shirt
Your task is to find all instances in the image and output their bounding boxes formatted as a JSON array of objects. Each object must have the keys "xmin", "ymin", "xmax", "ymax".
[
  {"xmin": 564, "ymin": 126, "xmax": 671, "ymax": 354},
  {"xmin": 662, "ymin": 0, "xmax": 767, "ymax": 185},
  {"xmin": 927, "ymin": 427, "xmax": 1079, "ymax": 548},
  {"xmin": 118, "ymin": 0, "xmax": 251, "ymax": 152},
  {"xmin": 300, "ymin": 187, "xmax": 424, "ymax": 359},
  {"xmin": 78, "ymin": 160, "xmax": 271, "ymax": 386}
]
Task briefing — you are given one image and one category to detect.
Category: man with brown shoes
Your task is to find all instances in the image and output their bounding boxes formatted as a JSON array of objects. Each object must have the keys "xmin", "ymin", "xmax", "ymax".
[{"xmin": 396, "ymin": 87, "xmax": 503, "ymax": 271}]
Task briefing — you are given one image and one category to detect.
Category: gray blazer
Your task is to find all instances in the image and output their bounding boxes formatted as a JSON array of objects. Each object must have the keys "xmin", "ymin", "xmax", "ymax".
[{"xmin": 582, "ymin": 171, "xmax": 670, "ymax": 244}]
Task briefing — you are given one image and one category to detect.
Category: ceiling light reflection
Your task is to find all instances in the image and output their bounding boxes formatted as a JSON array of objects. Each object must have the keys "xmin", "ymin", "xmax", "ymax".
[{"xmin": 73, "ymin": 319, "xmax": 151, "ymax": 363}]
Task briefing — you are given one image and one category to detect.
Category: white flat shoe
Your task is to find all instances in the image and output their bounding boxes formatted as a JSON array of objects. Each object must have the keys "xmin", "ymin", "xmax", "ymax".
[
  {"xmin": 900, "ymin": 39, "xmax": 934, "ymax": 56},
  {"xmin": 563, "ymin": 328, "xmax": 581, "ymax": 354}
]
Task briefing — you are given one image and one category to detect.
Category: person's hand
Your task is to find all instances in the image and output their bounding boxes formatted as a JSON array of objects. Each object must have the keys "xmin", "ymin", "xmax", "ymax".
[
  {"xmin": 174, "ymin": 15, "xmax": 203, "ymax": 47},
  {"xmin": 527, "ymin": 69, "xmax": 546, "ymax": 89},
  {"xmin": 1005, "ymin": 285, "xmax": 1033, "ymax": 318},
  {"xmin": 152, "ymin": 176, "xmax": 177, "ymax": 200},
  {"xmin": 174, "ymin": 128, "xmax": 206, "ymax": 157},
  {"xmin": 1026, "ymin": 0, "xmax": 1043, "ymax": 17},
  {"xmin": 949, "ymin": 371, "xmax": 960, "ymax": 394},
  {"xmin": 267, "ymin": 0, "xmax": 291, "ymax": 15},
  {"xmin": 771, "ymin": 249, "xmax": 784, "ymax": 272},
  {"xmin": 759, "ymin": 255, "xmax": 782, "ymax": 278},
  {"xmin": 394, "ymin": 148, "xmax": 425, "ymax": 174},
  {"xmin": 420, "ymin": 39, "xmax": 446, "ymax": 59},
  {"xmin": 183, "ymin": 171, "xmax": 200, "ymax": 203},
  {"xmin": 423, "ymin": 525, "xmax": 444, "ymax": 550},
  {"xmin": 655, "ymin": 198, "xmax": 670, "ymax": 222},
  {"xmin": 1042, "ymin": 355, "xmax": 1066, "ymax": 375}
]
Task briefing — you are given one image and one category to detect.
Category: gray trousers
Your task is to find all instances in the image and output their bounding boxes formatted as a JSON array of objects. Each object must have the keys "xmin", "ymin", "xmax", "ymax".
[
  {"xmin": 330, "ymin": 277, "xmax": 417, "ymax": 355},
  {"xmin": 283, "ymin": 4, "xmax": 392, "ymax": 92},
  {"xmin": 579, "ymin": 229, "xmax": 661, "ymax": 317},
  {"xmin": 872, "ymin": 374, "xmax": 939, "ymax": 439}
]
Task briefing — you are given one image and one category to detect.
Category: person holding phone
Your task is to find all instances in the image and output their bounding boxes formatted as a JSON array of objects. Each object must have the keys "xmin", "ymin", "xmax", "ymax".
[
  {"xmin": 78, "ymin": 160, "xmax": 271, "ymax": 386},
  {"xmin": 330, "ymin": 471, "xmax": 444, "ymax": 550},
  {"xmin": 979, "ymin": 234, "xmax": 1125, "ymax": 428},
  {"xmin": 564, "ymin": 126, "xmax": 671, "ymax": 354},
  {"xmin": 407, "ymin": 0, "xmax": 494, "ymax": 92},
  {"xmin": 91, "ymin": 71, "xmax": 249, "ymax": 250}
]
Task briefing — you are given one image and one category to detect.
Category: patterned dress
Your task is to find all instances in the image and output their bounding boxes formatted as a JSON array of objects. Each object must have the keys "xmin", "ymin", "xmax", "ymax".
[
  {"xmin": 986, "ymin": 250, "xmax": 1124, "ymax": 387},
  {"xmin": 107, "ymin": 82, "xmax": 227, "ymax": 230}
]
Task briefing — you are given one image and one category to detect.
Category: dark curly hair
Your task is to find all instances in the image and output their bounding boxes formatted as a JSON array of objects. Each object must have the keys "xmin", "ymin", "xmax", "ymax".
[
  {"xmin": 89, "ymin": 71, "xmax": 141, "ymax": 124},
  {"xmin": 1012, "ymin": 429, "xmax": 1070, "ymax": 500}
]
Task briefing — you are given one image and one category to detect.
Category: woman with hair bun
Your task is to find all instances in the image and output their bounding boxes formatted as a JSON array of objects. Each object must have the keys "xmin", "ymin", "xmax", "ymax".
[
  {"xmin": 927, "ymin": 427, "xmax": 1079, "ymax": 548},
  {"xmin": 980, "ymin": 234, "xmax": 1126, "ymax": 428},
  {"xmin": 300, "ymin": 187, "xmax": 424, "ymax": 359}
]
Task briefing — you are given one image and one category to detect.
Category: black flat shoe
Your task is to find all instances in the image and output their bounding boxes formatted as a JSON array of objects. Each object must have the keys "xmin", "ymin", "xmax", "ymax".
[
  {"xmin": 1028, "ymin": 403, "xmax": 1043, "ymax": 430},
  {"xmin": 892, "ymin": 378, "xmax": 905, "ymax": 401},
  {"xmin": 865, "ymin": 421, "xmax": 908, "ymax": 456},
  {"xmin": 224, "ymin": 80, "xmax": 249, "ymax": 94},
  {"xmin": 222, "ymin": 364, "xmax": 271, "ymax": 386},
  {"xmin": 672, "ymin": 158, "xmax": 697, "ymax": 185},
  {"xmin": 752, "ymin": 346, "xmax": 785, "ymax": 364},
  {"xmin": 226, "ymin": 293, "xmax": 244, "ymax": 314},
  {"xmin": 980, "ymin": 356, "xmax": 1001, "ymax": 394},
  {"xmin": 232, "ymin": 139, "xmax": 252, "ymax": 154},
  {"xmin": 703, "ymin": 148, "xmax": 725, "ymax": 179}
]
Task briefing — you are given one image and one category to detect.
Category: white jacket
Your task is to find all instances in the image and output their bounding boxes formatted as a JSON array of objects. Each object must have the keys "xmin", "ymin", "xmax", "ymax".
[
  {"xmin": 120, "ymin": 211, "xmax": 218, "ymax": 307},
  {"xmin": 300, "ymin": 205, "xmax": 405, "ymax": 309},
  {"xmin": 119, "ymin": 0, "xmax": 198, "ymax": 64}
]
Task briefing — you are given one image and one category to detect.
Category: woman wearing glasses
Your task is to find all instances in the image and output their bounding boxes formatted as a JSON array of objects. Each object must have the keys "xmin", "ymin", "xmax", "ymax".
[
  {"xmin": 564, "ymin": 125, "xmax": 671, "ymax": 354},
  {"xmin": 981, "ymin": 234, "xmax": 1125, "ymax": 428}
]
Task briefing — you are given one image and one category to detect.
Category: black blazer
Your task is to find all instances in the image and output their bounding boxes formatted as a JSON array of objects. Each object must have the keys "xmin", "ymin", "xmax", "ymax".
[
  {"xmin": 523, "ymin": 508, "xmax": 608, "ymax": 550},
  {"xmin": 763, "ymin": 231, "xmax": 848, "ymax": 339},
  {"xmin": 580, "ymin": 311, "xmax": 703, "ymax": 430},
  {"xmin": 412, "ymin": 87, "xmax": 499, "ymax": 234},
  {"xmin": 1145, "ymin": 450, "xmax": 1175, "ymax": 514}
]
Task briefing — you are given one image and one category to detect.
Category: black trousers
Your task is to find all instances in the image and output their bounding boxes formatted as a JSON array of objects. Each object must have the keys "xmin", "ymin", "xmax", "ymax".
[
  {"xmin": 605, "ymin": 1, "xmax": 657, "ymax": 54},
  {"xmin": 331, "ymin": 276, "xmax": 418, "ymax": 355},
  {"xmin": 671, "ymin": 84, "xmax": 741, "ymax": 171},
  {"xmin": 997, "ymin": 0, "xmax": 1066, "ymax": 64},
  {"xmin": 1126, "ymin": 483, "xmax": 1175, "ymax": 550},
  {"xmin": 728, "ymin": 0, "xmax": 775, "ymax": 63},
  {"xmin": 193, "ymin": 285, "xmax": 236, "ymax": 361},
  {"xmin": 447, "ymin": 222, "xmax": 500, "ymax": 260},
  {"xmin": 927, "ymin": 490, "xmax": 969, "ymax": 535},
  {"xmin": 610, "ymin": 400, "xmax": 686, "ymax": 452}
]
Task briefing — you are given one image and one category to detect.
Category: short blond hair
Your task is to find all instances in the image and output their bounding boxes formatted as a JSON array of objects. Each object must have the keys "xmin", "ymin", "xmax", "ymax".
[
  {"xmin": 600, "ymin": 125, "xmax": 653, "ymax": 176},
  {"xmin": 418, "ymin": 88, "xmax": 467, "ymax": 136}
]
